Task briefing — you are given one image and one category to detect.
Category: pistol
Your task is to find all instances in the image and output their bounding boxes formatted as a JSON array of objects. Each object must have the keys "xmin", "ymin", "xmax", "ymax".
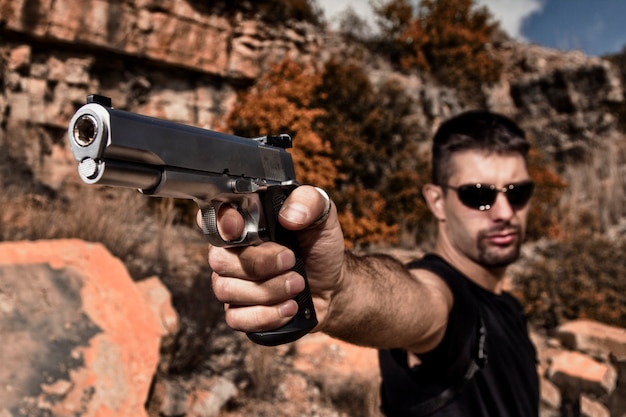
[{"xmin": 67, "ymin": 94, "xmax": 317, "ymax": 346}]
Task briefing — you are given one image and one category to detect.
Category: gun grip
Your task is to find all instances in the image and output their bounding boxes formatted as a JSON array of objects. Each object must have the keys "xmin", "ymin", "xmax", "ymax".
[{"xmin": 246, "ymin": 186, "xmax": 318, "ymax": 346}]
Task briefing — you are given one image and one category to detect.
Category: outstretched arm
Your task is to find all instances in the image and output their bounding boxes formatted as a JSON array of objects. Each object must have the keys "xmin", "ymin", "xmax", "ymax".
[{"xmin": 207, "ymin": 185, "xmax": 452, "ymax": 353}]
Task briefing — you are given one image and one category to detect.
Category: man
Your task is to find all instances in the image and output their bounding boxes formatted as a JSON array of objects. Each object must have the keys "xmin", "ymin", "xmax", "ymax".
[{"xmin": 207, "ymin": 110, "xmax": 540, "ymax": 416}]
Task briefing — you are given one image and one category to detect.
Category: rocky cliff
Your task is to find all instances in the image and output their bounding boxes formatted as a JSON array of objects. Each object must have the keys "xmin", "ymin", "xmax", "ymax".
[
  {"xmin": 1, "ymin": 0, "xmax": 626, "ymax": 416},
  {"xmin": 1, "ymin": 0, "xmax": 624, "ymax": 228}
]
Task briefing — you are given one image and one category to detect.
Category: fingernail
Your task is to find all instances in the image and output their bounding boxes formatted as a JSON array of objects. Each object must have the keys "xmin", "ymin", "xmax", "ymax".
[
  {"xmin": 220, "ymin": 213, "xmax": 243, "ymax": 240},
  {"xmin": 285, "ymin": 274, "xmax": 305, "ymax": 296},
  {"xmin": 278, "ymin": 301, "xmax": 297, "ymax": 318},
  {"xmin": 277, "ymin": 250, "xmax": 295, "ymax": 270},
  {"xmin": 280, "ymin": 203, "xmax": 308, "ymax": 225}
]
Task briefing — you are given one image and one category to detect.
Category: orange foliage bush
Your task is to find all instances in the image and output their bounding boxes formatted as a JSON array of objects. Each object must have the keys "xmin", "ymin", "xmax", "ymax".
[
  {"xmin": 312, "ymin": 59, "xmax": 431, "ymax": 247},
  {"xmin": 373, "ymin": 0, "xmax": 503, "ymax": 93},
  {"xmin": 226, "ymin": 58, "xmax": 433, "ymax": 248},
  {"xmin": 227, "ymin": 60, "xmax": 337, "ymax": 191},
  {"xmin": 227, "ymin": 59, "xmax": 399, "ymax": 247},
  {"xmin": 337, "ymin": 185, "xmax": 399, "ymax": 249}
]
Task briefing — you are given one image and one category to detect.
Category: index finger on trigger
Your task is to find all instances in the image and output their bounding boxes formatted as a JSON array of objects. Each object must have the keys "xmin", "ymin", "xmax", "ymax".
[{"xmin": 216, "ymin": 204, "xmax": 245, "ymax": 242}]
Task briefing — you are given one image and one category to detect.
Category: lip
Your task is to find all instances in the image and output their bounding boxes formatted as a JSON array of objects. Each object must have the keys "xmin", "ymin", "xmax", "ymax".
[{"xmin": 485, "ymin": 231, "xmax": 518, "ymax": 245}]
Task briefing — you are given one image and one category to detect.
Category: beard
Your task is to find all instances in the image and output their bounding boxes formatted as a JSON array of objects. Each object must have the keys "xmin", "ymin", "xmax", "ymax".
[{"xmin": 476, "ymin": 224, "xmax": 523, "ymax": 268}]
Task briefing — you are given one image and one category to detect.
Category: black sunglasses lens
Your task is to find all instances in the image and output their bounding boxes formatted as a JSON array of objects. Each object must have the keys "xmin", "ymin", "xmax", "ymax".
[
  {"xmin": 455, "ymin": 182, "xmax": 535, "ymax": 210},
  {"xmin": 506, "ymin": 182, "xmax": 535, "ymax": 208},
  {"xmin": 457, "ymin": 186, "xmax": 496, "ymax": 210}
]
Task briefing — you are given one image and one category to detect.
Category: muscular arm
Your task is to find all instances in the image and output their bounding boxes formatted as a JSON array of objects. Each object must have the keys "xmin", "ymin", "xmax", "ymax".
[
  {"xmin": 322, "ymin": 251, "xmax": 452, "ymax": 353},
  {"xmin": 207, "ymin": 185, "xmax": 452, "ymax": 353}
]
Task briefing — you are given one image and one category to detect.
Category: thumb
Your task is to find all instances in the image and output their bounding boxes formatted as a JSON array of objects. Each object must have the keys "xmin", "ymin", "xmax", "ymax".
[{"xmin": 279, "ymin": 186, "xmax": 331, "ymax": 231}]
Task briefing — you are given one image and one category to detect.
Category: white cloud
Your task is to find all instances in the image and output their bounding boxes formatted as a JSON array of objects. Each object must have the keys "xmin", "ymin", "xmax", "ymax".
[
  {"xmin": 475, "ymin": 0, "xmax": 545, "ymax": 40},
  {"xmin": 317, "ymin": 0, "xmax": 546, "ymax": 41},
  {"xmin": 316, "ymin": 0, "xmax": 378, "ymax": 29}
]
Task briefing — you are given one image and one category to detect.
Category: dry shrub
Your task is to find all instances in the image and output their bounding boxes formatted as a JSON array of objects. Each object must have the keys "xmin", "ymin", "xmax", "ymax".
[
  {"xmin": 373, "ymin": 0, "xmax": 503, "ymax": 94},
  {"xmin": 513, "ymin": 231, "xmax": 626, "ymax": 332},
  {"xmin": 0, "ymin": 184, "xmax": 177, "ymax": 279},
  {"xmin": 244, "ymin": 344, "xmax": 289, "ymax": 400},
  {"xmin": 0, "ymin": 183, "xmax": 231, "ymax": 375},
  {"xmin": 319, "ymin": 374, "xmax": 382, "ymax": 417}
]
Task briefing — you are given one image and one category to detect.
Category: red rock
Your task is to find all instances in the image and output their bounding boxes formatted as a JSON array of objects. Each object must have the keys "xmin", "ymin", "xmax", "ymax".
[
  {"xmin": 294, "ymin": 333, "xmax": 380, "ymax": 380},
  {"xmin": 547, "ymin": 350, "xmax": 617, "ymax": 397},
  {"xmin": 8, "ymin": 44, "xmax": 31, "ymax": 71},
  {"xmin": 558, "ymin": 319, "xmax": 626, "ymax": 362},
  {"xmin": 0, "ymin": 239, "xmax": 162, "ymax": 417},
  {"xmin": 580, "ymin": 394, "xmax": 610, "ymax": 417},
  {"xmin": 136, "ymin": 276, "xmax": 179, "ymax": 337},
  {"xmin": 540, "ymin": 377, "xmax": 562, "ymax": 410}
]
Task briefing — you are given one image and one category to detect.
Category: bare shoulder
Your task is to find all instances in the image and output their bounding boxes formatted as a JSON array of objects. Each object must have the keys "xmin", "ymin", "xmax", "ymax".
[{"xmin": 409, "ymin": 268, "xmax": 454, "ymax": 317}]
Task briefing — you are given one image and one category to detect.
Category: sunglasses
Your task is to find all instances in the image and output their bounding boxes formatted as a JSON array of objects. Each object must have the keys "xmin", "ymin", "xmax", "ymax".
[{"xmin": 441, "ymin": 180, "xmax": 535, "ymax": 211}]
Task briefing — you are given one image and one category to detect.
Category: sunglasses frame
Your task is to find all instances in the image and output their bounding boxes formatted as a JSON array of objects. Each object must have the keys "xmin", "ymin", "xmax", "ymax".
[{"xmin": 440, "ymin": 180, "xmax": 535, "ymax": 211}]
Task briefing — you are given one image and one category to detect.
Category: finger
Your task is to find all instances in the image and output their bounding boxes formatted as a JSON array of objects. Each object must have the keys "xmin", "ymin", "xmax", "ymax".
[
  {"xmin": 208, "ymin": 242, "xmax": 296, "ymax": 279},
  {"xmin": 224, "ymin": 300, "xmax": 298, "ymax": 333},
  {"xmin": 217, "ymin": 204, "xmax": 245, "ymax": 241},
  {"xmin": 279, "ymin": 185, "xmax": 332, "ymax": 230},
  {"xmin": 211, "ymin": 270, "xmax": 305, "ymax": 306},
  {"xmin": 195, "ymin": 205, "xmax": 245, "ymax": 242}
]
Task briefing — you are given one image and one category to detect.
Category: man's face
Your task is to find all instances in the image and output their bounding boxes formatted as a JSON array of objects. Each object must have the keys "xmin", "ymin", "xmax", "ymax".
[{"xmin": 440, "ymin": 150, "xmax": 532, "ymax": 269}]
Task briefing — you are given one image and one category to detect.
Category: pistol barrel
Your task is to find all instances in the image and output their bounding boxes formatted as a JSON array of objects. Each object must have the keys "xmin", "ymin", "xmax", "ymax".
[
  {"xmin": 67, "ymin": 95, "xmax": 317, "ymax": 346},
  {"xmin": 67, "ymin": 97, "xmax": 297, "ymax": 199}
]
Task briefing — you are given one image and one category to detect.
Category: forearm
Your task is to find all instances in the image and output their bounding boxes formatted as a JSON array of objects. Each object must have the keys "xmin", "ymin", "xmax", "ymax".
[{"xmin": 320, "ymin": 251, "xmax": 450, "ymax": 352}]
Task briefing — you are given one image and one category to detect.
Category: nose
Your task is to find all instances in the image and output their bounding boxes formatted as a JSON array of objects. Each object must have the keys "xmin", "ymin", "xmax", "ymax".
[{"xmin": 489, "ymin": 192, "xmax": 515, "ymax": 221}]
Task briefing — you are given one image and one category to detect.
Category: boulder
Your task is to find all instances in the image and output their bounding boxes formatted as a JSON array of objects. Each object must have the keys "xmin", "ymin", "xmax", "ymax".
[
  {"xmin": 0, "ymin": 239, "xmax": 163, "ymax": 417},
  {"xmin": 547, "ymin": 350, "xmax": 617, "ymax": 398},
  {"xmin": 557, "ymin": 319, "xmax": 626, "ymax": 362}
]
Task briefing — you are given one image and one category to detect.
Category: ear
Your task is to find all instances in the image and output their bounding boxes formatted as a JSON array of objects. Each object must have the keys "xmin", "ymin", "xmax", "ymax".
[{"xmin": 422, "ymin": 183, "xmax": 446, "ymax": 221}]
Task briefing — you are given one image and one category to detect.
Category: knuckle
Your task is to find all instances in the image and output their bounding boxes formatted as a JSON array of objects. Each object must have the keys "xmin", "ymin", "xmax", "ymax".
[
  {"xmin": 224, "ymin": 305, "xmax": 282, "ymax": 333},
  {"xmin": 224, "ymin": 309, "xmax": 243, "ymax": 331},
  {"xmin": 207, "ymin": 247, "xmax": 225, "ymax": 272},
  {"xmin": 249, "ymin": 256, "xmax": 276, "ymax": 278},
  {"xmin": 208, "ymin": 247, "xmax": 241, "ymax": 276},
  {"xmin": 211, "ymin": 273, "xmax": 230, "ymax": 302},
  {"xmin": 241, "ymin": 243, "xmax": 284, "ymax": 278}
]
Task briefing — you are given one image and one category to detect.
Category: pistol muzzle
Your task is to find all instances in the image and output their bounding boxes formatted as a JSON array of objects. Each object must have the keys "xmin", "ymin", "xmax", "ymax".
[{"xmin": 72, "ymin": 114, "xmax": 99, "ymax": 147}]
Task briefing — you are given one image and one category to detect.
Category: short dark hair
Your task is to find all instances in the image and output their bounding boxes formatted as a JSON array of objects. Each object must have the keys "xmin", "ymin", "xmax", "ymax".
[{"xmin": 431, "ymin": 110, "xmax": 530, "ymax": 185}]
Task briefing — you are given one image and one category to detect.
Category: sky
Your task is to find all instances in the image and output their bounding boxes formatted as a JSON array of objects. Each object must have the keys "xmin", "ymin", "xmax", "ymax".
[{"xmin": 317, "ymin": 0, "xmax": 626, "ymax": 57}]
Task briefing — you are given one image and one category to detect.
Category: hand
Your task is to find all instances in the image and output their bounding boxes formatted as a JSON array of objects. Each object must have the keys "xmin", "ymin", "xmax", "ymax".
[{"xmin": 204, "ymin": 185, "xmax": 345, "ymax": 334}]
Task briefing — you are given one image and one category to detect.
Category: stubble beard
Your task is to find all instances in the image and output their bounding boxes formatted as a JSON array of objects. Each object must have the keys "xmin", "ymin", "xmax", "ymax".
[{"xmin": 476, "ymin": 224, "xmax": 523, "ymax": 268}]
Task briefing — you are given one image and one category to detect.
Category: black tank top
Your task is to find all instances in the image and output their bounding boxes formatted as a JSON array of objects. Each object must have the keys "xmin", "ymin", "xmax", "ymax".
[{"xmin": 378, "ymin": 254, "xmax": 539, "ymax": 417}]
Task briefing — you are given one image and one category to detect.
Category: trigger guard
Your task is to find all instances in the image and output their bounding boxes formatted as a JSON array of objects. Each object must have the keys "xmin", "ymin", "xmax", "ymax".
[
  {"xmin": 200, "ymin": 204, "xmax": 244, "ymax": 246},
  {"xmin": 200, "ymin": 200, "xmax": 263, "ymax": 247}
]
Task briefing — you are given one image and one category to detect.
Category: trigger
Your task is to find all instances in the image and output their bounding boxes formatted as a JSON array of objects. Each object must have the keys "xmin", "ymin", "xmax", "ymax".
[
  {"xmin": 200, "ymin": 203, "xmax": 249, "ymax": 247},
  {"xmin": 200, "ymin": 206, "xmax": 218, "ymax": 236}
]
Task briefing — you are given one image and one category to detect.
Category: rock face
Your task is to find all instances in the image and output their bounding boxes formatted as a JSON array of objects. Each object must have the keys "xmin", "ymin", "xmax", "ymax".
[
  {"xmin": 1, "ymin": 1, "xmax": 626, "ymax": 416},
  {"xmin": 0, "ymin": 240, "xmax": 164, "ymax": 417},
  {"xmin": 1, "ymin": 0, "xmax": 625, "ymax": 230},
  {"xmin": 0, "ymin": 0, "xmax": 324, "ymax": 79}
]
